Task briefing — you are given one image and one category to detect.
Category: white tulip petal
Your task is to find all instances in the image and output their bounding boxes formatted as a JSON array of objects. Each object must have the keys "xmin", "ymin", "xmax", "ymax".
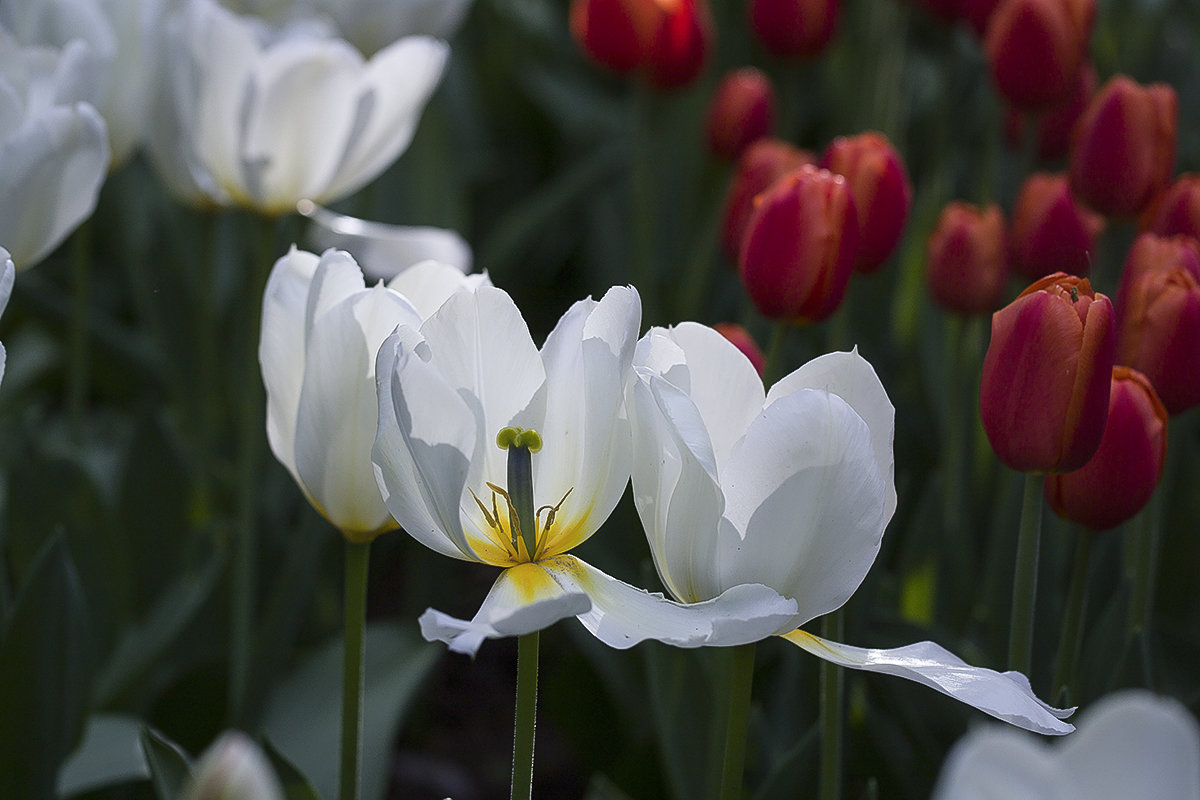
[
  {"xmin": 932, "ymin": 728, "xmax": 1058, "ymax": 800},
  {"xmin": 548, "ymin": 556, "xmax": 798, "ymax": 649},
  {"xmin": 418, "ymin": 560, "xmax": 592, "ymax": 656},
  {"xmin": 386, "ymin": 260, "xmax": 489, "ymax": 320},
  {"xmin": 720, "ymin": 388, "xmax": 887, "ymax": 622},
  {"xmin": 372, "ymin": 331, "xmax": 476, "ymax": 560},
  {"xmin": 304, "ymin": 248, "xmax": 367, "ymax": 335},
  {"xmin": 783, "ymin": 630, "xmax": 1075, "ymax": 735},
  {"xmin": 0, "ymin": 251, "xmax": 12, "ymax": 386},
  {"xmin": 767, "ymin": 348, "xmax": 897, "ymax": 522}
]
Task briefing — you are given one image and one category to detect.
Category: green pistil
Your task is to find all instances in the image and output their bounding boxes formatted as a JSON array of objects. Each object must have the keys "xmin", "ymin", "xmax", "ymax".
[{"xmin": 498, "ymin": 427, "xmax": 541, "ymax": 559}]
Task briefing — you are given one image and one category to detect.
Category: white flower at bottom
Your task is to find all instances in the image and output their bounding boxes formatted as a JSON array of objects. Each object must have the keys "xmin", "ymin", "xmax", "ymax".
[
  {"xmin": 613, "ymin": 322, "xmax": 1074, "ymax": 735},
  {"xmin": 933, "ymin": 690, "xmax": 1200, "ymax": 799},
  {"xmin": 180, "ymin": 731, "xmax": 283, "ymax": 800},
  {"xmin": 0, "ymin": 249, "xmax": 14, "ymax": 386}
]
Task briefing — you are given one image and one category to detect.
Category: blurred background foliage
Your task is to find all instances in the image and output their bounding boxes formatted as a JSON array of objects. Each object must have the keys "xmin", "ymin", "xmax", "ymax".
[{"xmin": 2, "ymin": 0, "xmax": 1199, "ymax": 798}]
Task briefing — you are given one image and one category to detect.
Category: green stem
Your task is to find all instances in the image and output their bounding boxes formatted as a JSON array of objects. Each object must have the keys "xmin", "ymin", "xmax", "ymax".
[
  {"xmin": 718, "ymin": 643, "xmax": 757, "ymax": 800},
  {"xmin": 630, "ymin": 83, "xmax": 659, "ymax": 324},
  {"xmin": 1051, "ymin": 530, "xmax": 1093, "ymax": 706},
  {"xmin": 677, "ymin": 163, "xmax": 730, "ymax": 322},
  {"xmin": 1127, "ymin": 493, "xmax": 1162, "ymax": 639},
  {"xmin": 340, "ymin": 540, "xmax": 371, "ymax": 800},
  {"xmin": 819, "ymin": 610, "xmax": 845, "ymax": 800},
  {"xmin": 68, "ymin": 220, "xmax": 93, "ymax": 441},
  {"xmin": 761, "ymin": 322, "xmax": 790, "ymax": 387},
  {"xmin": 1007, "ymin": 472, "xmax": 1044, "ymax": 675},
  {"xmin": 511, "ymin": 631, "xmax": 540, "ymax": 800}
]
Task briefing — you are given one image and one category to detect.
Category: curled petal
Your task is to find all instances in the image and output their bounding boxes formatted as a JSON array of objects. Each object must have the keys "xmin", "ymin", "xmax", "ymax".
[
  {"xmin": 783, "ymin": 630, "xmax": 1075, "ymax": 735},
  {"xmin": 419, "ymin": 561, "xmax": 592, "ymax": 656}
]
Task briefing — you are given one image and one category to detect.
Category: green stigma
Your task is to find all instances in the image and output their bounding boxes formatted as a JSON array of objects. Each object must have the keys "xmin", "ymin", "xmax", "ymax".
[
  {"xmin": 497, "ymin": 426, "xmax": 543, "ymax": 453},
  {"xmin": 497, "ymin": 427, "xmax": 541, "ymax": 558}
]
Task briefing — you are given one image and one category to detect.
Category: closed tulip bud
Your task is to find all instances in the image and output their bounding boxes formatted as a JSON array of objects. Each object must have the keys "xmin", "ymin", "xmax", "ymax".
[
  {"xmin": 1005, "ymin": 61, "xmax": 1097, "ymax": 160},
  {"xmin": 1069, "ymin": 76, "xmax": 1177, "ymax": 218},
  {"xmin": 1115, "ymin": 235, "xmax": 1200, "ymax": 414},
  {"xmin": 926, "ymin": 202, "xmax": 1010, "ymax": 316},
  {"xmin": 570, "ymin": 0, "xmax": 712, "ymax": 88},
  {"xmin": 1010, "ymin": 173, "xmax": 1104, "ymax": 279},
  {"xmin": 180, "ymin": 732, "xmax": 283, "ymax": 800},
  {"xmin": 647, "ymin": 0, "xmax": 713, "ymax": 88},
  {"xmin": 821, "ymin": 132, "xmax": 912, "ymax": 274},
  {"xmin": 750, "ymin": 0, "xmax": 841, "ymax": 58},
  {"xmin": 984, "ymin": 0, "xmax": 1094, "ymax": 109},
  {"xmin": 721, "ymin": 138, "xmax": 817, "ymax": 261},
  {"xmin": 739, "ymin": 164, "xmax": 859, "ymax": 323},
  {"xmin": 980, "ymin": 273, "xmax": 1115, "ymax": 473},
  {"xmin": 714, "ymin": 322, "xmax": 767, "ymax": 374},
  {"xmin": 705, "ymin": 68, "xmax": 776, "ymax": 161},
  {"xmin": 1044, "ymin": 367, "xmax": 1166, "ymax": 530},
  {"xmin": 1142, "ymin": 174, "xmax": 1200, "ymax": 241}
]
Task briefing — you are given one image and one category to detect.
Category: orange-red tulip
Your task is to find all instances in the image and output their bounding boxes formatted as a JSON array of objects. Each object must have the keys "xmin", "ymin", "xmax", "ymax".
[
  {"xmin": 721, "ymin": 138, "xmax": 817, "ymax": 261},
  {"xmin": 1010, "ymin": 173, "xmax": 1104, "ymax": 279},
  {"xmin": 750, "ymin": 0, "xmax": 841, "ymax": 58},
  {"xmin": 926, "ymin": 202, "xmax": 1010, "ymax": 316},
  {"xmin": 984, "ymin": 0, "xmax": 1094, "ymax": 109},
  {"xmin": 821, "ymin": 132, "xmax": 912, "ymax": 274},
  {"xmin": 570, "ymin": 0, "xmax": 713, "ymax": 88},
  {"xmin": 1142, "ymin": 174, "xmax": 1200, "ymax": 242},
  {"xmin": 705, "ymin": 68, "xmax": 776, "ymax": 161}
]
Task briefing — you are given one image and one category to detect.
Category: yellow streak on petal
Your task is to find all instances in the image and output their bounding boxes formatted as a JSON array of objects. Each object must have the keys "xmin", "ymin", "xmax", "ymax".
[
  {"xmin": 535, "ymin": 501, "xmax": 596, "ymax": 560},
  {"xmin": 503, "ymin": 561, "xmax": 564, "ymax": 605}
]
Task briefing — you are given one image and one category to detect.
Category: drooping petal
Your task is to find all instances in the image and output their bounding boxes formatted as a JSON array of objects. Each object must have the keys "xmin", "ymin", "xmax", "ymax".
[
  {"xmin": 387, "ymin": 261, "xmax": 489, "ymax": 320},
  {"xmin": 766, "ymin": 348, "xmax": 897, "ymax": 522},
  {"xmin": 418, "ymin": 561, "xmax": 592, "ymax": 656},
  {"xmin": 534, "ymin": 286, "xmax": 640, "ymax": 555},
  {"xmin": 293, "ymin": 283, "xmax": 420, "ymax": 536},
  {"xmin": 720, "ymin": 388, "xmax": 887, "ymax": 623},
  {"xmin": 783, "ymin": 629, "xmax": 1075, "ymax": 735},
  {"xmin": 372, "ymin": 330, "xmax": 477, "ymax": 560},
  {"xmin": 546, "ymin": 555, "xmax": 799, "ymax": 649}
]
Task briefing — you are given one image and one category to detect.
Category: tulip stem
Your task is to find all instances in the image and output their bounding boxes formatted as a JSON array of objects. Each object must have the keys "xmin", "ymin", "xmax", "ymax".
[
  {"xmin": 718, "ymin": 643, "xmax": 756, "ymax": 800},
  {"xmin": 1051, "ymin": 530, "xmax": 1093, "ymax": 706},
  {"xmin": 819, "ymin": 610, "xmax": 845, "ymax": 800},
  {"xmin": 1007, "ymin": 472, "xmax": 1044, "ymax": 675},
  {"xmin": 762, "ymin": 322, "xmax": 790, "ymax": 387},
  {"xmin": 1128, "ymin": 491, "xmax": 1162, "ymax": 642},
  {"xmin": 630, "ymin": 83, "xmax": 659, "ymax": 324},
  {"xmin": 68, "ymin": 219, "xmax": 93, "ymax": 442},
  {"xmin": 339, "ymin": 540, "xmax": 370, "ymax": 800},
  {"xmin": 511, "ymin": 631, "xmax": 540, "ymax": 800}
]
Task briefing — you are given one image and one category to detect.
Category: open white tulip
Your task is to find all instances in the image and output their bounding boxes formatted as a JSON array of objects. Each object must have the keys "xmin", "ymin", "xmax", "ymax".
[
  {"xmin": 934, "ymin": 690, "xmax": 1200, "ymax": 798},
  {"xmin": 372, "ymin": 287, "xmax": 797, "ymax": 655},
  {"xmin": 0, "ymin": 30, "xmax": 109, "ymax": 268},
  {"xmin": 260, "ymin": 246, "xmax": 487, "ymax": 540},
  {"xmin": 617, "ymin": 322, "xmax": 1074, "ymax": 735},
  {"xmin": 1, "ymin": 249, "xmax": 14, "ymax": 386},
  {"xmin": 147, "ymin": 0, "xmax": 448, "ymax": 213}
]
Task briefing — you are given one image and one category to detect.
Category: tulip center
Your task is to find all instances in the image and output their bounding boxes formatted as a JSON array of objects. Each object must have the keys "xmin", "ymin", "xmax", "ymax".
[{"xmin": 469, "ymin": 427, "xmax": 573, "ymax": 563}]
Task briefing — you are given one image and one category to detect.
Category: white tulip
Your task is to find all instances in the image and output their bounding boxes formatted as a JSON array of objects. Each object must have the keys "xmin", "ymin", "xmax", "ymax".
[
  {"xmin": 0, "ymin": 249, "xmax": 14, "ymax": 386},
  {"xmin": 617, "ymin": 322, "xmax": 1074, "ymax": 734},
  {"xmin": 933, "ymin": 690, "xmax": 1200, "ymax": 799},
  {"xmin": 259, "ymin": 246, "xmax": 487, "ymax": 540},
  {"xmin": 180, "ymin": 731, "xmax": 283, "ymax": 800}
]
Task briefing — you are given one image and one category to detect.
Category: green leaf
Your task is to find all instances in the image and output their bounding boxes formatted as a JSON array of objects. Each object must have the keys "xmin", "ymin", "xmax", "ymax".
[
  {"xmin": 0, "ymin": 535, "xmax": 92, "ymax": 798},
  {"xmin": 57, "ymin": 714, "xmax": 150, "ymax": 796},
  {"xmin": 582, "ymin": 773, "xmax": 636, "ymax": 800},
  {"xmin": 261, "ymin": 622, "xmax": 440, "ymax": 800},
  {"xmin": 139, "ymin": 724, "xmax": 192, "ymax": 800},
  {"xmin": 262, "ymin": 737, "xmax": 323, "ymax": 800}
]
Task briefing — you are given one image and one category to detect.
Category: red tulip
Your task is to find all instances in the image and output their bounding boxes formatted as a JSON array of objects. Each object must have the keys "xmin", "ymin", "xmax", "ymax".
[
  {"xmin": 705, "ymin": 68, "xmax": 776, "ymax": 161},
  {"xmin": 1010, "ymin": 172, "xmax": 1104, "ymax": 279},
  {"xmin": 570, "ymin": 0, "xmax": 713, "ymax": 88},
  {"xmin": 1069, "ymin": 75, "xmax": 1177, "ymax": 218},
  {"xmin": 1005, "ymin": 61, "xmax": 1096, "ymax": 161},
  {"xmin": 821, "ymin": 132, "xmax": 912, "ymax": 274},
  {"xmin": 984, "ymin": 0, "xmax": 1094, "ymax": 109},
  {"xmin": 738, "ymin": 165, "xmax": 859, "ymax": 323},
  {"xmin": 749, "ymin": 0, "xmax": 841, "ymax": 58},
  {"xmin": 980, "ymin": 273, "xmax": 1115, "ymax": 473},
  {"xmin": 714, "ymin": 323, "xmax": 767, "ymax": 375},
  {"xmin": 926, "ymin": 202, "xmax": 1010, "ymax": 316},
  {"xmin": 721, "ymin": 138, "xmax": 817, "ymax": 261},
  {"xmin": 1044, "ymin": 367, "xmax": 1167, "ymax": 530},
  {"xmin": 1142, "ymin": 174, "xmax": 1200, "ymax": 242}
]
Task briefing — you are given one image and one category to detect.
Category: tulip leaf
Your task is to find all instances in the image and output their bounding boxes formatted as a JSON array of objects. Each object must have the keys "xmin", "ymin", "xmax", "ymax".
[
  {"xmin": 57, "ymin": 714, "xmax": 150, "ymax": 796},
  {"xmin": 582, "ymin": 773, "xmax": 637, "ymax": 800},
  {"xmin": 261, "ymin": 622, "xmax": 440, "ymax": 800},
  {"xmin": 262, "ymin": 737, "xmax": 322, "ymax": 800},
  {"xmin": 139, "ymin": 725, "xmax": 192, "ymax": 800},
  {"xmin": 0, "ymin": 534, "xmax": 92, "ymax": 799},
  {"xmin": 643, "ymin": 643, "xmax": 717, "ymax": 800}
]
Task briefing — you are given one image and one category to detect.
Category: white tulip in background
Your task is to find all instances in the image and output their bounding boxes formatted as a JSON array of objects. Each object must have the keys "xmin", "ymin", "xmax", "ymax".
[
  {"xmin": 0, "ymin": 29, "xmax": 110, "ymax": 269},
  {"xmin": 620, "ymin": 322, "xmax": 1074, "ymax": 734},
  {"xmin": 0, "ymin": 250, "xmax": 14, "ymax": 386},
  {"xmin": 933, "ymin": 690, "xmax": 1200, "ymax": 799},
  {"xmin": 147, "ymin": 0, "xmax": 449, "ymax": 214},
  {"xmin": 310, "ymin": 0, "xmax": 473, "ymax": 56},
  {"xmin": 259, "ymin": 247, "xmax": 488, "ymax": 540},
  {"xmin": 299, "ymin": 200, "xmax": 472, "ymax": 284},
  {"xmin": 371, "ymin": 286, "xmax": 797, "ymax": 655},
  {"xmin": 180, "ymin": 731, "xmax": 284, "ymax": 800}
]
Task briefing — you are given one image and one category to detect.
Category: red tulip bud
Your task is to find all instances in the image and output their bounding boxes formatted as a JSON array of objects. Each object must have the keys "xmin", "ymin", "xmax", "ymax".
[
  {"xmin": 705, "ymin": 68, "xmax": 776, "ymax": 161},
  {"xmin": 1044, "ymin": 367, "xmax": 1166, "ymax": 530},
  {"xmin": 570, "ymin": 0, "xmax": 712, "ymax": 89},
  {"xmin": 714, "ymin": 323, "xmax": 767, "ymax": 375},
  {"xmin": 1004, "ymin": 61, "xmax": 1096, "ymax": 161},
  {"xmin": 1142, "ymin": 174, "xmax": 1200, "ymax": 241},
  {"xmin": 1069, "ymin": 75, "xmax": 1177, "ymax": 218},
  {"xmin": 721, "ymin": 138, "xmax": 817, "ymax": 261},
  {"xmin": 926, "ymin": 202, "xmax": 1010, "ymax": 316},
  {"xmin": 980, "ymin": 273, "xmax": 1115, "ymax": 473},
  {"xmin": 821, "ymin": 132, "xmax": 912, "ymax": 274},
  {"xmin": 738, "ymin": 165, "xmax": 859, "ymax": 323},
  {"xmin": 1115, "ymin": 234, "xmax": 1200, "ymax": 415},
  {"xmin": 984, "ymin": 0, "xmax": 1094, "ymax": 109},
  {"xmin": 1010, "ymin": 172, "xmax": 1104, "ymax": 279},
  {"xmin": 749, "ymin": 0, "xmax": 841, "ymax": 58}
]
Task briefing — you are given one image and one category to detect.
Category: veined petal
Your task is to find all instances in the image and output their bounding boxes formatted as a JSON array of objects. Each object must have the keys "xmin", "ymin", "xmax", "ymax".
[
  {"xmin": 546, "ymin": 555, "xmax": 799, "ymax": 649},
  {"xmin": 766, "ymin": 348, "xmax": 897, "ymax": 522},
  {"xmin": 628, "ymin": 371, "xmax": 724, "ymax": 603},
  {"xmin": 418, "ymin": 561, "xmax": 591, "ymax": 656},
  {"xmin": 783, "ymin": 630, "xmax": 1075, "ymax": 735},
  {"xmin": 386, "ymin": 260, "xmax": 489, "ymax": 321},
  {"xmin": 720, "ymin": 388, "xmax": 887, "ymax": 622},
  {"xmin": 534, "ymin": 286, "xmax": 640, "ymax": 555},
  {"xmin": 372, "ymin": 330, "xmax": 477, "ymax": 560}
]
